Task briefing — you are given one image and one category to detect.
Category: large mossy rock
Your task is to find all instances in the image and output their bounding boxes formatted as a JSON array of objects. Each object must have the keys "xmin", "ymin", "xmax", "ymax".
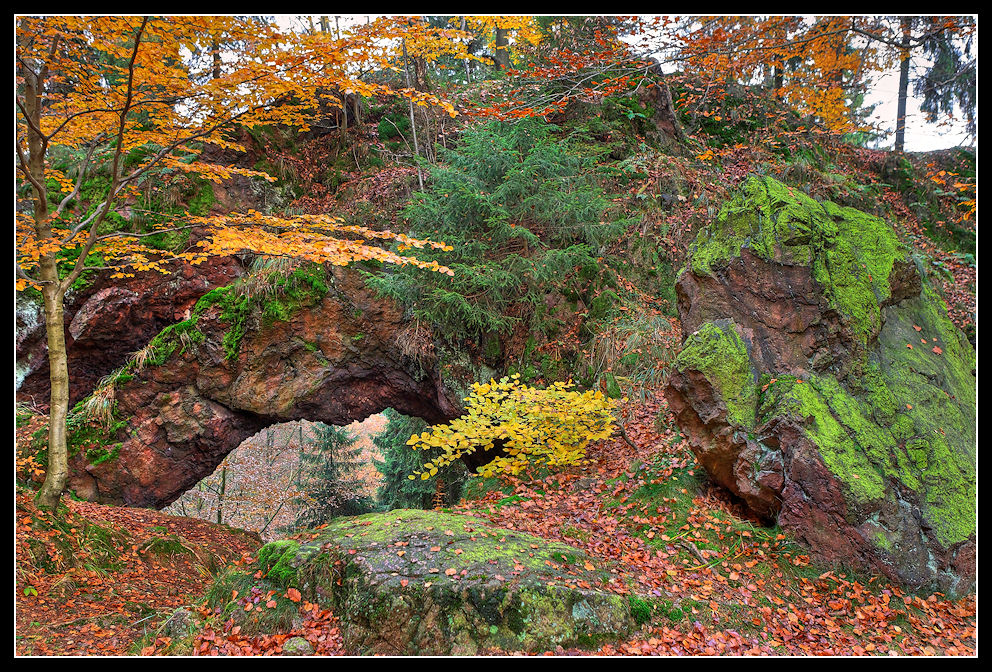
[
  {"xmin": 665, "ymin": 176, "xmax": 976, "ymax": 596},
  {"xmin": 219, "ymin": 510, "xmax": 633, "ymax": 655}
]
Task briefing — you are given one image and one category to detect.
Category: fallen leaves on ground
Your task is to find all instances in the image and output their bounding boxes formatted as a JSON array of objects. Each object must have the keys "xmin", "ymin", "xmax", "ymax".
[
  {"xmin": 14, "ymin": 493, "xmax": 345, "ymax": 656},
  {"xmin": 456, "ymin": 395, "xmax": 977, "ymax": 657}
]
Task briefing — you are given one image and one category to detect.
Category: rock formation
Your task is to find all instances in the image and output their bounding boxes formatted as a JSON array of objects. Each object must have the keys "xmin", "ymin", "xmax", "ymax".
[
  {"xmin": 214, "ymin": 509, "xmax": 634, "ymax": 655},
  {"xmin": 67, "ymin": 267, "xmax": 481, "ymax": 510},
  {"xmin": 16, "ymin": 256, "xmax": 243, "ymax": 408},
  {"xmin": 665, "ymin": 176, "xmax": 976, "ymax": 596}
]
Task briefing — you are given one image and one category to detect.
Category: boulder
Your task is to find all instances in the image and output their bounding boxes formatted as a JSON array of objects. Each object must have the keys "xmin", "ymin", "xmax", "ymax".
[
  {"xmin": 249, "ymin": 510, "xmax": 633, "ymax": 655},
  {"xmin": 281, "ymin": 636, "xmax": 314, "ymax": 656},
  {"xmin": 665, "ymin": 176, "xmax": 976, "ymax": 595},
  {"xmin": 160, "ymin": 607, "xmax": 196, "ymax": 639}
]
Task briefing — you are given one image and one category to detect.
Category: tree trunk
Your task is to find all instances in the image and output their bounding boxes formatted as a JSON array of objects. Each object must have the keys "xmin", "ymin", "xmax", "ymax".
[
  {"xmin": 23, "ymin": 57, "xmax": 70, "ymax": 512},
  {"xmin": 35, "ymin": 283, "xmax": 69, "ymax": 510},
  {"xmin": 401, "ymin": 39, "xmax": 424, "ymax": 191},
  {"xmin": 216, "ymin": 465, "xmax": 227, "ymax": 525},
  {"xmin": 461, "ymin": 17, "xmax": 472, "ymax": 82},
  {"xmin": 493, "ymin": 27, "xmax": 511, "ymax": 69},
  {"xmin": 211, "ymin": 37, "xmax": 221, "ymax": 80},
  {"xmin": 894, "ymin": 17, "xmax": 912, "ymax": 152}
]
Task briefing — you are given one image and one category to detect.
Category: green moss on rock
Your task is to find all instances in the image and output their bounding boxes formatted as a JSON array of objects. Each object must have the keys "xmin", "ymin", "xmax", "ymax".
[
  {"xmin": 669, "ymin": 175, "xmax": 976, "ymax": 594},
  {"xmin": 687, "ymin": 176, "xmax": 913, "ymax": 349},
  {"xmin": 761, "ymin": 367, "xmax": 974, "ymax": 549},
  {"xmin": 248, "ymin": 509, "xmax": 634, "ymax": 654},
  {"xmin": 671, "ymin": 319, "xmax": 758, "ymax": 429},
  {"xmin": 257, "ymin": 540, "xmax": 302, "ymax": 586}
]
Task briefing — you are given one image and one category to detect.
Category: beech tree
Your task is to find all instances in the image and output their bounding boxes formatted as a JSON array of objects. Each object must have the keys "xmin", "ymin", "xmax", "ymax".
[
  {"xmin": 406, "ymin": 376, "xmax": 617, "ymax": 479},
  {"xmin": 15, "ymin": 16, "xmax": 460, "ymax": 511}
]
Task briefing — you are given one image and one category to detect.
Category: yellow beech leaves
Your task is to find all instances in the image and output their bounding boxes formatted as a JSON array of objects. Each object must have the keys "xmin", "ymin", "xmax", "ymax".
[
  {"xmin": 406, "ymin": 375, "xmax": 617, "ymax": 480},
  {"xmin": 189, "ymin": 212, "xmax": 454, "ymax": 276}
]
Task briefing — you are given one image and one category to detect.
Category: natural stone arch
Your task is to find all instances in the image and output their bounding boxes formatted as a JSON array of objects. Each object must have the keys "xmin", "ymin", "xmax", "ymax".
[{"xmin": 68, "ymin": 268, "xmax": 483, "ymax": 510}]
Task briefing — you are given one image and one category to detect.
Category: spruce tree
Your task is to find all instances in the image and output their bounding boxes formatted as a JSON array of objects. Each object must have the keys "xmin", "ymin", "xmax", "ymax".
[
  {"xmin": 373, "ymin": 409, "xmax": 467, "ymax": 511},
  {"xmin": 290, "ymin": 423, "xmax": 375, "ymax": 531}
]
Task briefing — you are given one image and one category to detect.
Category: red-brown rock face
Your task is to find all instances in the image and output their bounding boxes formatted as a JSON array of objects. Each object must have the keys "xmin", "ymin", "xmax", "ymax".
[
  {"xmin": 16, "ymin": 256, "xmax": 244, "ymax": 408},
  {"xmin": 67, "ymin": 268, "xmax": 467, "ymax": 510}
]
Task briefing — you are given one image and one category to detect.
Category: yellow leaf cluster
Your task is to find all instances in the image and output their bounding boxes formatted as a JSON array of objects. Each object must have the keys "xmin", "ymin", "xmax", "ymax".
[{"xmin": 406, "ymin": 375, "xmax": 616, "ymax": 480}]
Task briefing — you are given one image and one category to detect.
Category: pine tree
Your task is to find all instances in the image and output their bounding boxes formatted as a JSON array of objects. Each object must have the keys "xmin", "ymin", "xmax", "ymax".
[
  {"xmin": 373, "ymin": 409, "xmax": 467, "ymax": 510},
  {"xmin": 364, "ymin": 118, "xmax": 634, "ymax": 342},
  {"xmin": 289, "ymin": 423, "xmax": 375, "ymax": 531}
]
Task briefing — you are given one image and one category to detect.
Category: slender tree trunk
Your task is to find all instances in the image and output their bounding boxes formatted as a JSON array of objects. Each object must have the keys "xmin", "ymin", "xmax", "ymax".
[
  {"xmin": 211, "ymin": 37, "xmax": 221, "ymax": 80},
  {"xmin": 341, "ymin": 91, "xmax": 349, "ymax": 132},
  {"xmin": 493, "ymin": 27, "xmax": 511, "ymax": 69},
  {"xmin": 402, "ymin": 39, "xmax": 424, "ymax": 191},
  {"xmin": 216, "ymin": 465, "xmax": 227, "ymax": 524},
  {"xmin": 461, "ymin": 17, "xmax": 471, "ymax": 82},
  {"xmin": 894, "ymin": 17, "xmax": 912, "ymax": 152},
  {"xmin": 23, "ymin": 55, "xmax": 70, "ymax": 511},
  {"xmin": 36, "ymin": 283, "xmax": 70, "ymax": 510}
]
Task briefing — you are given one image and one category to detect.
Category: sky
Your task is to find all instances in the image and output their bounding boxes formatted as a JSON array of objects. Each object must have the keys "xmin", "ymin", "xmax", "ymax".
[{"xmin": 865, "ymin": 68, "xmax": 976, "ymax": 152}]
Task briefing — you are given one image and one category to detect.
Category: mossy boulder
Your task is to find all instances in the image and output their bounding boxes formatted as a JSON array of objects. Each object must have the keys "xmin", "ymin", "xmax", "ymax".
[
  {"xmin": 666, "ymin": 175, "xmax": 976, "ymax": 596},
  {"xmin": 240, "ymin": 509, "xmax": 634, "ymax": 655}
]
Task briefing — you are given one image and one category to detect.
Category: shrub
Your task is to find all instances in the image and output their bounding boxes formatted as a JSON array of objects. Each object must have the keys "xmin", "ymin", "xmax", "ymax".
[{"xmin": 406, "ymin": 375, "xmax": 617, "ymax": 479}]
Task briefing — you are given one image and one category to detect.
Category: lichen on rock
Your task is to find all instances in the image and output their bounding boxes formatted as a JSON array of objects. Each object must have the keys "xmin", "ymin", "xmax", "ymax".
[
  {"xmin": 666, "ymin": 175, "xmax": 976, "ymax": 596},
  {"xmin": 225, "ymin": 509, "xmax": 634, "ymax": 655}
]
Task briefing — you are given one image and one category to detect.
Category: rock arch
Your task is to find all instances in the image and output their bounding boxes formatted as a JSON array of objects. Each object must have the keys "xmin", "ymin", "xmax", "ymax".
[{"xmin": 68, "ymin": 269, "xmax": 475, "ymax": 510}]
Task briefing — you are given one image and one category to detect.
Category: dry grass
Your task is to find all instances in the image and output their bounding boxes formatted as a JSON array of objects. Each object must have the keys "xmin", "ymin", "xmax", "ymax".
[
  {"xmin": 396, "ymin": 318, "xmax": 435, "ymax": 365},
  {"xmin": 588, "ymin": 311, "xmax": 680, "ymax": 401}
]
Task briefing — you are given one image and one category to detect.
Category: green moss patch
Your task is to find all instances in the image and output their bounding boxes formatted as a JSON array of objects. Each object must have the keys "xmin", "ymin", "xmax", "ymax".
[
  {"xmin": 671, "ymin": 319, "xmax": 758, "ymax": 428},
  {"xmin": 687, "ymin": 176, "xmax": 913, "ymax": 349}
]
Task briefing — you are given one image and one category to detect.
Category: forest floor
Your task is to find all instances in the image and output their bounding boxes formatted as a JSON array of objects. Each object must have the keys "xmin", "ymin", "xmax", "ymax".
[{"xmin": 14, "ymin": 395, "xmax": 977, "ymax": 657}]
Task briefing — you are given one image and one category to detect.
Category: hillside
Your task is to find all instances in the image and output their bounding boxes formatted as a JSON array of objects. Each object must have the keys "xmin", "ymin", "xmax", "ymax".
[{"xmin": 16, "ymin": 15, "xmax": 976, "ymax": 657}]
